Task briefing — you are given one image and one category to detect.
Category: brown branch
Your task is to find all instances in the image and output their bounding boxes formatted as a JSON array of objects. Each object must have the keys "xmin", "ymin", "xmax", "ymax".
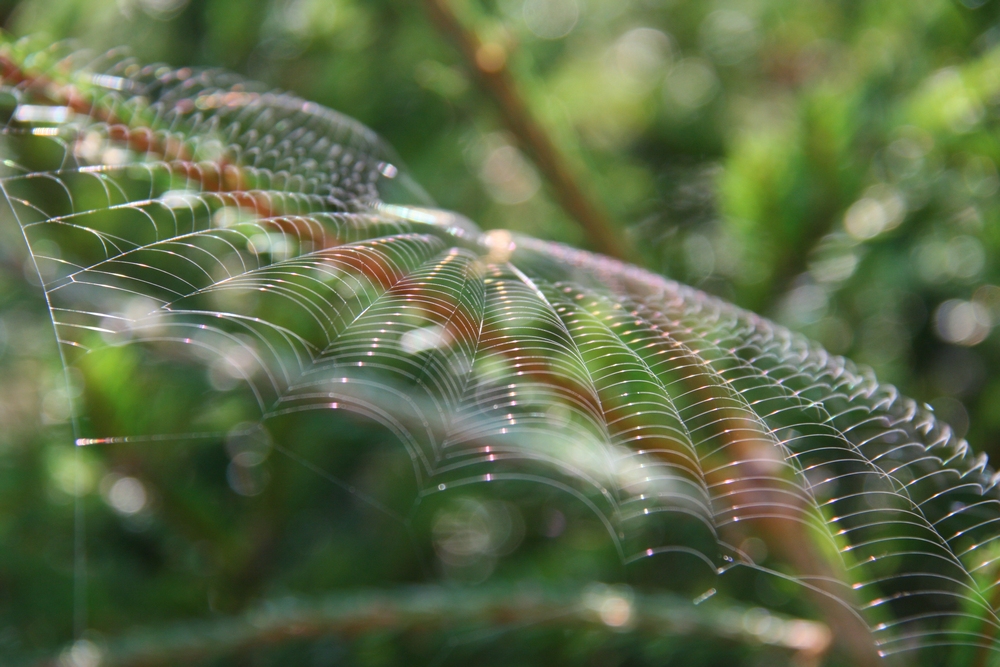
[
  {"xmin": 31, "ymin": 586, "xmax": 832, "ymax": 666},
  {"xmin": 421, "ymin": 0, "xmax": 635, "ymax": 264}
]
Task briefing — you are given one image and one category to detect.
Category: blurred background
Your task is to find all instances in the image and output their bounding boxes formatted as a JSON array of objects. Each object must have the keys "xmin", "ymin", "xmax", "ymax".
[
  {"xmin": 2, "ymin": 0, "xmax": 996, "ymax": 450},
  {"xmin": 3, "ymin": 0, "xmax": 1000, "ymax": 664}
]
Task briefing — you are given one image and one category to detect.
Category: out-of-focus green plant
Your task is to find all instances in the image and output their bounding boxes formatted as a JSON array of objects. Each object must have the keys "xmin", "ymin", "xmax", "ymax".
[{"xmin": 4, "ymin": 1, "xmax": 1000, "ymax": 666}]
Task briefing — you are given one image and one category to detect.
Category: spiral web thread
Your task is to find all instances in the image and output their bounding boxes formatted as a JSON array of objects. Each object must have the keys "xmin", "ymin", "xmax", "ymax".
[{"xmin": 2, "ymin": 40, "xmax": 1000, "ymax": 660}]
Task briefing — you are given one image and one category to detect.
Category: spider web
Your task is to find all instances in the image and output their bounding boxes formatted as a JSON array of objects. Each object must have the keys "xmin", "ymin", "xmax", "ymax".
[{"xmin": 2, "ymin": 39, "xmax": 1000, "ymax": 662}]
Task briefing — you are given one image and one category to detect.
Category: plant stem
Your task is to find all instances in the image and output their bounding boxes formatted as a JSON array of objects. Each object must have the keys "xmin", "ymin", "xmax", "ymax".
[
  {"xmin": 421, "ymin": 0, "xmax": 635, "ymax": 263},
  {"xmin": 30, "ymin": 585, "xmax": 831, "ymax": 666}
]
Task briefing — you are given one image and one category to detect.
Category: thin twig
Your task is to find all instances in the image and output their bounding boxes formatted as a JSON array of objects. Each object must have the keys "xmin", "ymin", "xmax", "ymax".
[
  {"xmin": 421, "ymin": 0, "xmax": 635, "ymax": 263},
  {"xmin": 29, "ymin": 585, "xmax": 831, "ymax": 666}
]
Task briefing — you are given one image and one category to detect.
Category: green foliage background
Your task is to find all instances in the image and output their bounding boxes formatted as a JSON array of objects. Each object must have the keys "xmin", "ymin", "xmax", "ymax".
[{"xmin": 3, "ymin": 0, "xmax": 1000, "ymax": 664}]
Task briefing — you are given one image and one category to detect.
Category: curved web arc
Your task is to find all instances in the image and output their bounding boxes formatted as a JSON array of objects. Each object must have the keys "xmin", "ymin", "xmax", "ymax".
[
  {"xmin": 512, "ymin": 235, "xmax": 1000, "ymax": 651},
  {"xmin": 539, "ymin": 284, "xmax": 719, "ymax": 547},
  {"xmin": 4, "ymin": 43, "xmax": 1000, "ymax": 660},
  {"xmin": 507, "ymin": 264, "xmax": 625, "ymax": 502},
  {"xmin": 672, "ymin": 314, "xmax": 965, "ymax": 560},
  {"xmin": 414, "ymin": 255, "xmax": 487, "ymax": 462},
  {"xmin": 434, "ymin": 263, "xmax": 630, "ymax": 530},
  {"xmin": 697, "ymin": 331, "xmax": 1000, "ymax": 638},
  {"xmin": 283, "ymin": 244, "xmax": 473, "ymax": 482},
  {"xmin": 625, "ymin": 301, "xmax": 827, "ymax": 529},
  {"xmin": 0, "ymin": 45, "xmax": 460, "ymax": 536}
]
